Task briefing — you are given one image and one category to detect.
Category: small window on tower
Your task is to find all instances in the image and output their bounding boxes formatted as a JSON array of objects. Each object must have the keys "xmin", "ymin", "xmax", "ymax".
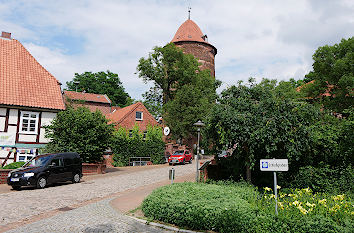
[{"xmin": 136, "ymin": 111, "xmax": 143, "ymax": 121}]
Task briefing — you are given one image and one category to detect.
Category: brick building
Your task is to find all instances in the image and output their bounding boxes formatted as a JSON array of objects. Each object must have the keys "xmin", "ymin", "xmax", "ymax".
[
  {"xmin": 105, "ymin": 102, "xmax": 158, "ymax": 131},
  {"xmin": 63, "ymin": 91, "xmax": 112, "ymax": 115},
  {"xmin": 171, "ymin": 19, "xmax": 217, "ymax": 76},
  {"xmin": 166, "ymin": 18, "xmax": 218, "ymax": 154}
]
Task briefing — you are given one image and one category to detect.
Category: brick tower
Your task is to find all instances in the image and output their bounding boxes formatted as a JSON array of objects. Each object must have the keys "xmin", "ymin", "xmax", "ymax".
[{"xmin": 171, "ymin": 19, "xmax": 217, "ymax": 77}]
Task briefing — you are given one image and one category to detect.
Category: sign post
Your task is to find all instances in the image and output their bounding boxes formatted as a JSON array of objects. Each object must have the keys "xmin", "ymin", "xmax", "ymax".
[
  {"xmin": 260, "ymin": 158, "xmax": 288, "ymax": 215},
  {"xmin": 169, "ymin": 168, "xmax": 175, "ymax": 184},
  {"xmin": 273, "ymin": 171, "xmax": 278, "ymax": 215}
]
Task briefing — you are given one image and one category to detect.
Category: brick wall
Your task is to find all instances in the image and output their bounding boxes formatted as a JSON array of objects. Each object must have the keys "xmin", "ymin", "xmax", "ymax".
[
  {"xmin": 175, "ymin": 41, "xmax": 216, "ymax": 77},
  {"xmin": 0, "ymin": 169, "xmax": 12, "ymax": 184},
  {"xmin": 82, "ymin": 163, "xmax": 106, "ymax": 175},
  {"xmin": 103, "ymin": 154, "xmax": 114, "ymax": 168},
  {"xmin": 116, "ymin": 104, "xmax": 158, "ymax": 131}
]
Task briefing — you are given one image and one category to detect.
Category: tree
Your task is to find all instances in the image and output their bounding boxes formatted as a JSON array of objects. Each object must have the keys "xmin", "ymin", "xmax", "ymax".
[
  {"xmin": 137, "ymin": 43, "xmax": 219, "ymax": 139},
  {"xmin": 164, "ymin": 70, "xmax": 219, "ymax": 139},
  {"xmin": 303, "ymin": 37, "xmax": 354, "ymax": 112},
  {"xmin": 44, "ymin": 107, "xmax": 114, "ymax": 163},
  {"xmin": 206, "ymin": 79, "xmax": 320, "ymax": 182},
  {"xmin": 137, "ymin": 43, "xmax": 202, "ymax": 104},
  {"xmin": 142, "ymin": 86, "xmax": 163, "ymax": 119},
  {"xmin": 66, "ymin": 71, "xmax": 132, "ymax": 107}
]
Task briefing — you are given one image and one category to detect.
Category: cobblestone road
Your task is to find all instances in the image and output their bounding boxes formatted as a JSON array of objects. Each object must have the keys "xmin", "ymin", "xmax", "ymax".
[
  {"xmin": 0, "ymin": 163, "xmax": 194, "ymax": 229},
  {"xmin": 5, "ymin": 198, "xmax": 172, "ymax": 233}
]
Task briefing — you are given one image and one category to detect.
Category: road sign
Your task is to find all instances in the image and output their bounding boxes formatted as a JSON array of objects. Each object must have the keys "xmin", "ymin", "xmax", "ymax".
[
  {"xmin": 163, "ymin": 127, "xmax": 170, "ymax": 136},
  {"xmin": 260, "ymin": 159, "xmax": 288, "ymax": 171}
]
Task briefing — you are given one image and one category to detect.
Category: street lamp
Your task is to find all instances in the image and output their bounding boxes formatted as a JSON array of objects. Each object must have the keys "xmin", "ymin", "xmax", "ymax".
[
  {"xmin": 193, "ymin": 120, "xmax": 205, "ymax": 182},
  {"xmin": 73, "ymin": 81, "xmax": 80, "ymax": 92}
]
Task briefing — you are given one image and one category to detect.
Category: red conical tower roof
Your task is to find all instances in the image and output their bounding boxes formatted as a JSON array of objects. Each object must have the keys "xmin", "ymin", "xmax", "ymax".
[{"xmin": 171, "ymin": 19, "xmax": 208, "ymax": 43}]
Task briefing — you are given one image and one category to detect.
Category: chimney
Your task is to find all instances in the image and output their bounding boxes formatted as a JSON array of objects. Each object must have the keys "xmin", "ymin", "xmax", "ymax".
[{"xmin": 1, "ymin": 31, "xmax": 11, "ymax": 39}]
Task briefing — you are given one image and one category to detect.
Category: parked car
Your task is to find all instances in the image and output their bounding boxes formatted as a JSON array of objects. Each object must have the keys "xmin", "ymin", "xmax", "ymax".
[
  {"xmin": 7, "ymin": 152, "xmax": 82, "ymax": 190},
  {"xmin": 168, "ymin": 150, "xmax": 193, "ymax": 165},
  {"xmin": 218, "ymin": 150, "xmax": 230, "ymax": 158}
]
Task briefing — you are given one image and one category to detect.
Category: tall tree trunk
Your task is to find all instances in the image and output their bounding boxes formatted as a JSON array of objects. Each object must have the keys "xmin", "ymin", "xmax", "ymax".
[{"xmin": 246, "ymin": 165, "xmax": 252, "ymax": 183}]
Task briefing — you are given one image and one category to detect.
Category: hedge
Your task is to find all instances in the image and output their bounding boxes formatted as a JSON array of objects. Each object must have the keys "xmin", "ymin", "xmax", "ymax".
[
  {"xmin": 111, "ymin": 124, "xmax": 165, "ymax": 166},
  {"xmin": 1, "ymin": 162, "xmax": 25, "ymax": 169}
]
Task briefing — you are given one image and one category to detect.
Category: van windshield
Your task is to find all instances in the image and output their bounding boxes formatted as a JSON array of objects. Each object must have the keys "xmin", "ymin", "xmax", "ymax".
[{"xmin": 23, "ymin": 154, "xmax": 54, "ymax": 167}]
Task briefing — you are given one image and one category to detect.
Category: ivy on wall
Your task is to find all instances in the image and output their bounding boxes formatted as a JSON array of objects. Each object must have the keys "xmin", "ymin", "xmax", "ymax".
[{"xmin": 111, "ymin": 124, "xmax": 165, "ymax": 166}]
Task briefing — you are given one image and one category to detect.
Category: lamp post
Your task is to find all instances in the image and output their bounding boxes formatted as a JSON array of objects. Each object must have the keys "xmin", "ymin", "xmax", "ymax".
[
  {"xmin": 74, "ymin": 81, "xmax": 80, "ymax": 92},
  {"xmin": 193, "ymin": 120, "xmax": 205, "ymax": 182}
]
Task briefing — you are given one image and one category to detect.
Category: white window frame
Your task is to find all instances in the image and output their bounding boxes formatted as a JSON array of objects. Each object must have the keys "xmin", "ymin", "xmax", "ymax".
[
  {"xmin": 136, "ymin": 111, "xmax": 143, "ymax": 121},
  {"xmin": 19, "ymin": 111, "xmax": 39, "ymax": 134}
]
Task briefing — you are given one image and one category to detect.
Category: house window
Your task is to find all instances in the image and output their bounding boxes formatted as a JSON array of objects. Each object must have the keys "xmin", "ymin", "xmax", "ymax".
[
  {"xmin": 20, "ymin": 111, "xmax": 39, "ymax": 134},
  {"xmin": 136, "ymin": 111, "xmax": 143, "ymax": 121}
]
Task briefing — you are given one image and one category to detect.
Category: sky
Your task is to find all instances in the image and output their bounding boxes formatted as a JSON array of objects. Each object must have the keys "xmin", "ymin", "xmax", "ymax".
[{"xmin": 1, "ymin": 0, "xmax": 353, "ymax": 100}]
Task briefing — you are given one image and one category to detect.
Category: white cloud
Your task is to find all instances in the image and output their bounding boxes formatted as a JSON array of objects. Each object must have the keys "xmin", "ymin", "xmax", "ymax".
[{"xmin": 1, "ymin": 0, "xmax": 353, "ymax": 100}]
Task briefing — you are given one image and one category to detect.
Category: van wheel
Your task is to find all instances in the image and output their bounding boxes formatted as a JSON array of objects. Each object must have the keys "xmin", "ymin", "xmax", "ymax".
[
  {"xmin": 72, "ymin": 173, "xmax": 81, "ymax": 183},
  {"xmin": 37, "ymin": 176, "xmax": 47, "ymax": 189}
]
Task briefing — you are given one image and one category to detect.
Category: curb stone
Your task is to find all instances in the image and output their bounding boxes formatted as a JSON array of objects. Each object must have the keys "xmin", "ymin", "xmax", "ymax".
[{"xmin": 127, "ymin": 215, "xmax": 198, "ymax": 233}]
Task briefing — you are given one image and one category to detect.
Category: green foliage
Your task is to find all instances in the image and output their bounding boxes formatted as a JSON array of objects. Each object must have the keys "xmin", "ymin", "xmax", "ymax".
[
  {"xmin": 143, "ymin": 182, "xmax": 352, "ymax": 232},
  {"xmin": 262, "ymin": 187, "xmax": 353, "ymax": 232},
  {"xmin": 163, "ymin": 70, "xmax": 218, "ymax": 139},
  {"xmin": 309, "ymin": 113, "xmax": 343, "ymax": 166},
  {"xmin": 44, "ymin": 107, "xmax": 114, "ymax": 163},
  {"xmin": 206, "ymin": 79, "xmax": 320, "ymax": 182},
  {"xmin": 137, "ymin": 43, "xmax": 219, "ymax": 140},
  {"xmin": 111, "ymin": 125, "xmax": 165, "ymax": 166},
  {"xmin": 274, "ymin": 79, "xmax": 305, "ymax": 100},
  {"xmin": 142, "ymin": 86, "xmax": 163, "ymax": 119},
  {"xmin": 2, "ymin": 162, "xmax": 25, "ymax": 169},
  {"xmin": 291, "ymin": 165, "xmax": 354, "ymax": 194},
  {"xmin": 303, "ymin": 37, "xmax": 354, "ymax": 112},
  {"xmin": 137, "ymin": 43, "xmax": 201, "ymax": 104},
  {"xmin": 338, "ymin": 108, "xmax": 354, "ymax": 163},
  {"xmin": 66, "ymin": 70, "xmax": 132, "ymax": 107}
]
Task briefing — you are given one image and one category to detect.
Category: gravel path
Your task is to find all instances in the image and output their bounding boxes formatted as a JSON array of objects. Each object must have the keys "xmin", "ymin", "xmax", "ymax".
[
  {"xmin": 0, "ymin": 163, "xmax": 194, "ymax": 227},
  {"xmin": 5, "ymin": 198, "xmax": 173, "ymax": 233}
]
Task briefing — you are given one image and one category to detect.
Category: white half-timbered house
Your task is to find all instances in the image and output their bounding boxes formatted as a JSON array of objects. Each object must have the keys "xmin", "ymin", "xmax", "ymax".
[{"xmin": 0, "ymin": 32, "xmax": 65, "ymax": 166}]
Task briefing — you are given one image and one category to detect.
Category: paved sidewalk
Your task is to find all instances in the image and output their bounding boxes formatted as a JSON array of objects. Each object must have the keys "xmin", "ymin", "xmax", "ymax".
[
  {"xmin": 4, "ymin": 198, "xmax": 173, "ymax": 233},
  {"xmin": 110, "ymin": 173, "xmax": 194, "ymax": 213},
  {"xmin": 0, "ymin": 162, "xmax": 204, "ymax": 233}
]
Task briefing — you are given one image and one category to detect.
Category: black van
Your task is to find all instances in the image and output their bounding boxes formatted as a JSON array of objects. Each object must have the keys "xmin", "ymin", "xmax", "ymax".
[{"xmin": 7, "ymin": 152, "xmax": 82, "ymax": 190}]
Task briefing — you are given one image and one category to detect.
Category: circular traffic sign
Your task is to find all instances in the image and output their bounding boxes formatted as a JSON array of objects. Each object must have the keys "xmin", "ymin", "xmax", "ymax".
[{"xmin": 163, "ymin": 127, "xmax": 170, "ymax": 136}]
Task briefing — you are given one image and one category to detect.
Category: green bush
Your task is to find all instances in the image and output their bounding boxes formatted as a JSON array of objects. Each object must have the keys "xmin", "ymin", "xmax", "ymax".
[
  {"xmin": 44, "ymin": 107, "xmax": 114, "ymax": 163},
  {"xmin": 2, "ymin": 162, "xmax": 25, "ymax": 169},
  {"xmin": 111, "ymin": 124, "xmax": 165, "ymax": 166},
  {"xmin": 291, "ymin": 165, "xmax": 354, "ymax": 194},
  {"xmin": 142, "ymin": 182, "xmax": 280, "ymax": 233},
  {"xmin": 142, "ymin": 182, "xmax": 353, "ymax": 233}
]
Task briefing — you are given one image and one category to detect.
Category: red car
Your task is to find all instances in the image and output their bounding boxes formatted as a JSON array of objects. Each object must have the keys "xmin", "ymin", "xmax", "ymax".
[{"xmin": 168, "ymin": 150, "xmax": 193, "ymax": 165}]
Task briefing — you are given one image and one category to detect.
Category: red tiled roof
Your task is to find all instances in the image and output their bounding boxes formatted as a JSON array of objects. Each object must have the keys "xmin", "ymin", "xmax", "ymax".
[
  {"xmin": 0, "ymin": 37, "xmax": 65, "ymax": 110},
  {"xmin": 296, "ymin": 80, "xmax": 332, "ymax": 97},
  {"xmin": 106, "ymin": 102, "xmax": 141, "ymax": 124},
  {"xmin": 64, "ymin": 91, "xmax": 111, "ymax": 104},
  {"xmin": 171, "ymin": 19, "xmax": 208, "ymax": 44},
  {"xmin": 111, "ymin": 106, "xmax": 121, "ymax": 112}
]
